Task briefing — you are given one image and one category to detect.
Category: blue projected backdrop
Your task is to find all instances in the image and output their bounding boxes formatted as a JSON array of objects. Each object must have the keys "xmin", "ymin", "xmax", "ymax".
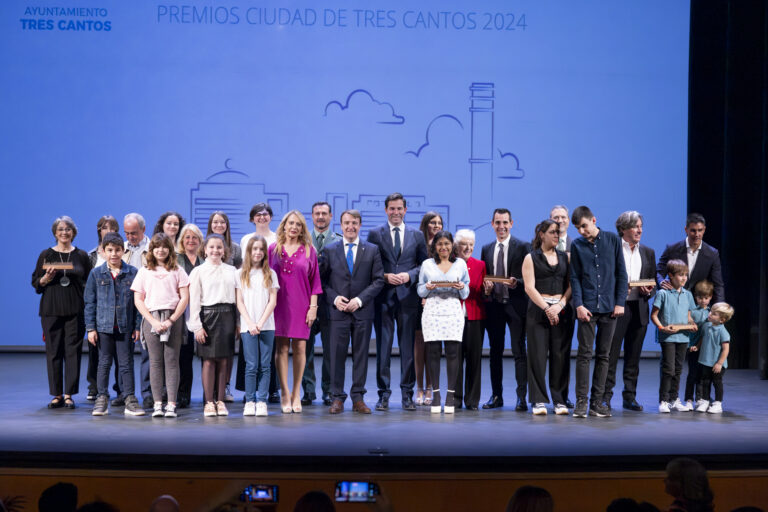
[{"xmin": 1, "ymin": 1, "xmax": 690, "ymax": 348}]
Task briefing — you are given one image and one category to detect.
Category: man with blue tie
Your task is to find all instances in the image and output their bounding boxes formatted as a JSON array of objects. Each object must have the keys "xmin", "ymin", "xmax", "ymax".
[
  {"xmin": 301, "ymin": 201, "xmax": 342, "ymax": 406},
  {"xmin": 321, "ymin": 210, "xmax": 385, "ymax": 414},
  {"xmin": 367, "ymin": 193, "xmax": 429, "ymax": 411}
]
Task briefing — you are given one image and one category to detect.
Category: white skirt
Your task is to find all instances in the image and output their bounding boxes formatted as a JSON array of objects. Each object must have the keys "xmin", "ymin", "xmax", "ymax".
[{"xmin": 421, "ymin": 296, "xmax": 465, "ymax": 342}]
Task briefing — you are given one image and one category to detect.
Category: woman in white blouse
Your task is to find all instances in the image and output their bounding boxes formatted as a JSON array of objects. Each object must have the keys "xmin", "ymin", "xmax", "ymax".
[
  {"xmin": 187, "ymin": 234, "xmax": 240, "ymax": 417},
  {"xmin": 417, "ymin": 231, "xmax": 470, "ymax": 414}
]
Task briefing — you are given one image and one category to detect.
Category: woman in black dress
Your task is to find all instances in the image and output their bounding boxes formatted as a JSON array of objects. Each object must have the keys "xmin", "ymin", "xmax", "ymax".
[{"xmin": 32, "ymin": 216, "xmax": 92, "ymax": 409}]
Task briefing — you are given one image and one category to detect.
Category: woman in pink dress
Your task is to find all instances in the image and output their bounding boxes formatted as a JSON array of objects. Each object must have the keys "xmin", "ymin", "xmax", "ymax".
[{"xmin": 269, "ymin": 210, "xmax": 322, "ymax": 413}]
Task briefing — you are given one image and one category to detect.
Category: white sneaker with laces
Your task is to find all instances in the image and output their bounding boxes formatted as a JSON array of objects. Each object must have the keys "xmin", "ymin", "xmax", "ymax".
[
  {"xmin": 532, "ymin": 403, "xmax": 548, "ymax": 415},
  {"xmin": 164, "ymin": 403, "xmax": 177, "ymax": 418},
  {"xmin": 684, "ymin": 400, "xmax": 694, "ymax": 411},
  {"xmin": 216, "ymin": 400, "xmax": 229, "ymax": 416},
  {"xmin": 695, "ymin": 399, "xmax": 710, "ymax": 412},
  {"xmin": 204, "ymin": 401, "xmax": 217, "ymax": 417},
  {"xmin": 671, "ymin": 398, "xmax": 691, "ymax": 412},
  {"xmin": 255, "ymin": 402, "xmax": 268, "ymax": 417},
  {"xmin": 659, "ymin": 401, "xmax": 671, "ymax": 413},
  {"xmin": 243, "ymin": 402, "xmax": 256, "ymax": 416},
  {"xmin": 707, "ymin": 401, "xmax": 723, "ymax": 414},
  {"xmin": 554, "ymin": 404, "xmax": 569, "ymax": 415},
  {"xmin": 152, "ymin": 402, "xmax": 164, "ymax": 417}
]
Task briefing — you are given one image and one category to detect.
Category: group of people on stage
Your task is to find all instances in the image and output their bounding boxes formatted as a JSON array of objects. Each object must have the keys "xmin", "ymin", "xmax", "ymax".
[{"xmin": 32, "ymin": 193, "xmax": 733, "ymax": 419}]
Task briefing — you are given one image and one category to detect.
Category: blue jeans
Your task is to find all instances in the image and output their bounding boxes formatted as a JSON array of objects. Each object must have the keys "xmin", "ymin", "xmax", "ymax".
[
  {"xmin": 97, "ymin": 330, "xmax": 135, "ymax": 397},
  {"xmin": 241, "ymin": 330, "xmax": 275, "ymax": 403}
]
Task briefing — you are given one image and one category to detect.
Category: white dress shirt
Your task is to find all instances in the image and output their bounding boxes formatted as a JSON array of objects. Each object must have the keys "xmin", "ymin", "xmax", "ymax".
[
  {"xmin": 622, "ymin": 239, "xmax": 642, "ymax": 300},
  {"xmin": 492, "ymin": 235, "xmax": 510, "ymax": 276},
  {"xmin": 388, "ymin": 222, "xmax": 406, "ymax": 251},
  {"xmin": 186, "ymin": 260, "xmax": 239, "ymax": 333},
  {"xmin": 334, "ymin": 237, "xmax": 363, "ymax": 309},
  {"xmin": 686, "ymin": 237, "xmax": 701, "ymax": 274}
]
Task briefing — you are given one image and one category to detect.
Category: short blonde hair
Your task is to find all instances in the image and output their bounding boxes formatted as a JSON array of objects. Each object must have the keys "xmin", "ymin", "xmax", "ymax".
[
  {"xmin": 711, "ymin": 302, "xmax": 734, "ymax": 322},
  {"xmin": 176, "ymin": 223, "xmax": 204, "ymax": 254}
]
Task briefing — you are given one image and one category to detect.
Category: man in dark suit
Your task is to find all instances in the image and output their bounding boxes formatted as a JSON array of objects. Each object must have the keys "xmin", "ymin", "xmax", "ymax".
[
  {"xmin": 302, "ymin": 201, "xmax": 342, "ymax": 406},
  {"xmin": 603, "ymin": 211, "xmax": 656, "ymax": 412},
  {"xmin": 656, "ymin": 212, "xmax": 725, "ymax": 304},
  {"xmin": 550, "ymin": 204, "xmax": 573, "ymax": 254},
  {"xmin": 367, "ymin": 192, "xmax": 429, "ymax": 411},
  {"xmin": 481, "ymin": 208, "xmax": 531, "ymax": 411},
  {"xmin": 321, "ymin": 209, "xmax": 385, "ymax": 414}
]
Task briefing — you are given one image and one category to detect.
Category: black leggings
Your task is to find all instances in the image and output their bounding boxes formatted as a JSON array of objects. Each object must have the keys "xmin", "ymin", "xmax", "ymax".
[{"xmin": 426, "ymin": 340, "xmax": 461, "ymax": 406}]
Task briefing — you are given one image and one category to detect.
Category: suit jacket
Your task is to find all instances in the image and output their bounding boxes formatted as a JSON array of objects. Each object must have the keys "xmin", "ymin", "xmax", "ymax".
[
  {"xmin": 656, "ymin": 240, "xmax": 725, "ymax": 304},
  {"xmin": 312, "ymin": 229, "xmax": 342, "ymax": 320},
  {"xmin": 320, "ymin": 240, "xmax": 385, "ymax": 321},
  {"xmin": 631, "ymin": 244, "xmax": 657, "ymax": 325},
  {"xmin": 480, "ymin": 236, "xmax": 532, "ymax": 303},
  {"xmin": 366, "ymin": 224, "xmax": 428, "ymax": 309}
]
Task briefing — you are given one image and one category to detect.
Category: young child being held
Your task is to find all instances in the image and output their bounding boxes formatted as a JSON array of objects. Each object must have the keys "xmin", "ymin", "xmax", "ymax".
[
  {"xmin": 652, "ymin": 259, "xmax": 697, "ymax": 413},
  {"xmin": 692, "ymin": 302, "xmax": 733, "ymax": 414},
  {"xmin": 683, "ymin": 280, "xmax": 714, "ymax": 410}
]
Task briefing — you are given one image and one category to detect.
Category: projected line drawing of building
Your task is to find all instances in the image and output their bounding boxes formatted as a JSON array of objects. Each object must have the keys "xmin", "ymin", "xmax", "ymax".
[
  {"xmin": 189, "ymin": 161, "xmax": 288, "ymax": 239},
  {"xmin": 323, "ymin": 193, "xmax": 450, "ymax": 238}
]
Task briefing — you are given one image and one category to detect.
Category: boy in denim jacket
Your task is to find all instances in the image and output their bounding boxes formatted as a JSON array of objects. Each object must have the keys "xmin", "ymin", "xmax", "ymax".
[{"xmin": 84, "ymin": 233, "xmax": 143, "ymax": 416}]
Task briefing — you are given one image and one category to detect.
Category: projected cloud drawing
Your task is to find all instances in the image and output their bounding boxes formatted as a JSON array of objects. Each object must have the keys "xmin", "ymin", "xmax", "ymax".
[
  {"xmin": 324, "ymin": 89, "xmax": 405, "ymax": 125},
  {"xmin": 405, "ymin": 114, "xmax": 464, "ymax": 157},
  {"xmin": 189, "ymin": 161, "xmax": 288, "ymax": 238},
  {"xmin": 496, "ymin": 149, "xmax": 525, "ymax": 179}
]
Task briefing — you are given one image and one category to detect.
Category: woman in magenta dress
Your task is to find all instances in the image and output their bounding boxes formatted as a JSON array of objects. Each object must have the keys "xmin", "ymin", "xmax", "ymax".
[{"xmin": 269, "ymin": 210, "xmax": 322, "ymax": 413}]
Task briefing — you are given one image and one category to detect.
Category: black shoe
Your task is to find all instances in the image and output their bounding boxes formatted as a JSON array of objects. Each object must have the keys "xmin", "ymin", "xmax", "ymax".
[
  {"xmin": 589, "ymin": 402, "xmax": 611, "ymax": 418},
  {"xmin": 566, "ymin": 399, "xmax": 575, "ymax": 409},
  {"xmin": 622, "ymin": 399, "xmax": 644, "ymax": 411},
  {"xmin": 86, "ymin": 390, "xmax": 97, "ymax": 401},
  {"xmin": 268, "ymin": 392, "xmax": 280, "ymax": 404},
  {"xmin": 110, "ymin": 396, "xmax": 125, "ymax": 407},
  {"xmin": 465, "ymin": 405, "xmax": 479, "ymax": 411},
  {"xmin": 573, "ymin": 397, "xmax": 588, "ymax": 418},
  {"xmin": 142, "ymin": 396, "xmax": 153, "ymax": 410},
  {"xmin": 402, "ymin": 396, "xmax": 416, "ymax": 411},
  {"xmin": 301, "ymin": 396, "xmax": 313, "ymax": 406},
  {"xmin": 375, "ymin": 397, "xmax": 389, "ymax": 411},
  {"xmin": 322, "ymin": 393, "xmax": 332, "ymax": 406},
  {"xmin": 178, "ymin": 397, "xmax": 190, "ymax": 409},
  {"xmin": 482, "ymin": 395, "xmax": 504, "ymax": 409},
  {"xmin": 603, "ymin": 400, "xmax": 612, "ymax": 412}
]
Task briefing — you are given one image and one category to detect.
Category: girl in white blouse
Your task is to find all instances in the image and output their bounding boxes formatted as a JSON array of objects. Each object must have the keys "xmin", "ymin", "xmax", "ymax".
[
  {"xmin": 187, "ymin": 234, "xmax": 240, "ymax": 417},
  {"xmin": 235, "ymin": 236, "xmax": 279, "ymax": 417}
]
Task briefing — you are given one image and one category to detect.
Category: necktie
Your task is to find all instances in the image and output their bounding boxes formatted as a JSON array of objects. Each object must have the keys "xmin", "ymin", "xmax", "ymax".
[
  {"xmin": 393, "ymin": 227, "xmax": 401, "ymax": 258},
  {"xmin": 557, "ymin": 237, "xmax": 566, "ymax": 252},
  {"xmin": 346, "ymin": 243, "xmax": 356, "ymax": 274},
  {"xmin": 495, "ymin": 242, "xmax": 506, "ymax": 300},
  {"xmin": 316, "ymin": 233, "xmax": 325, "ymax": 251}
]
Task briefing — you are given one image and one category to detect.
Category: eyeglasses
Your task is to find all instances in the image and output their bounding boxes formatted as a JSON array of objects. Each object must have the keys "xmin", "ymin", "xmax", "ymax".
[{"xmin": 254, "ymin": 212, "xmax": 270, "ymax": 217}]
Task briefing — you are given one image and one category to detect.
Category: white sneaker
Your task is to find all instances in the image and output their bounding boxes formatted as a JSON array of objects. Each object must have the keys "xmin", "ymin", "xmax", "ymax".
[
  {"xmin": 216, "ymin": 400, "xmax": 229, "ymax": 416},
  {"xmin": 671, "ymin": 398, "xmax": 691, "ymax": 412},
  {"xmin": 659, "ymin": 401, "xmax": 671, "ymax": 413},
  {"xmin": 684, "ymin": 400, "xmax": 695, "ymax": 411},
  {"xmin": 554, "ymin": 404, "xmax": 569, "ymax": 415},
  {"xmin": 532, "ymin": 403, "xmax": 548, "ymax": 415},
  {"xmin": 255, "ymin": 402, "xmax": 268, "ymax": 417},
  {"xmin": 164, "ymin": 403, "xmax": 177, "ymax": 418},
  {"xmin": 152, "ymin": 402, "xmax": 164, "ymax": 417},
  {"xmin": 695, "ymin": 399, "xmax": 710, "ymax": 412},
  {"xmin": 707, "ymin": 401, "xmax": 723, "ymax": 414},
  {"xmin": 243, "ymin": 401, "xmax": 256, "ymax": 416},
  {"xmin": 204, "ymin": 401, "xmax": 217, "ymax": 417},
  {"xmin": 444, "ymin": 406, "xmax": 455, "ymax": 414},
  {"xmin": 431, "ymin": 404, "xmax": 442, "ymax": 414}
]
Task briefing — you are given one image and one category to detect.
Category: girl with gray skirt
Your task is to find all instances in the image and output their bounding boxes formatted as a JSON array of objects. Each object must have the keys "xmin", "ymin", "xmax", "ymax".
[
  {"xmin": 132, "ymin": 233, "xmax": 190, "ymax": 418},
  {"xmin": 187, "ymin": 234, "xmax": 240, "ymax": 418}
]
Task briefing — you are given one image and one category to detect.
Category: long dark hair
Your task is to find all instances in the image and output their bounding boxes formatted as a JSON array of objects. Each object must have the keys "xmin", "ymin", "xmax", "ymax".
[
  {"xmin": 532, "ymin": 219, "xmax": 559, "ymax": 251},
  {"xmin": 153, "ymin": 211, "xmax": 186, "ymax": 242},
  {"xmin": 431, "ymin": 231, "xmax": 456, "ymax": 263}
]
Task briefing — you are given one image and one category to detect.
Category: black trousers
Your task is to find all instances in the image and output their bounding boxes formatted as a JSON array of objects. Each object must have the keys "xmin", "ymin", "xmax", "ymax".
[
  {"xmin": 526, "ymin": 305, "xmax": 571, "ymax": 405},
  {"xmin": 604, "ymin": 300, "xmax": 648, "ymax": 403},
  {"xmin": 659, "ymin": 342, "xmax": 687, "ymax": 402},
  {"xmin": 41, "ymin": 314, "xmax": 85, "ymax": 396},
  {"xmin": 698, "ymin": 364, "xmax": 725, "ymax": 402},
  {"xmin": 426, "ymin": 340, "xmax": 461, "ymax": 406},
  {"xmin": 456, "ymin": 319, "xmax": 484, "ymax": 408},
  {"xmin": 373, "ymin": 299, "xmax": 417, "ymax": 399},
  {"xmin": 575, "ymin": 312, "xmax": 617, "ymax": 403},
  {"xmin": 485, "ymin": 300, "xmax": 527, "ymax": 400},
  {"xmin": 302, "ymin": 315, "xmax": 333, "ymax": 399},
  {"xmin": 177, "ymin": 331, "xmax": 195, "ymax": 402},
  {"xmin": 684, "ymin": 349, "xmax": 701, "ymax": 402},
  {"xmin": 329, "ymin": 316, "xmax": 372, "ymax": 403}
]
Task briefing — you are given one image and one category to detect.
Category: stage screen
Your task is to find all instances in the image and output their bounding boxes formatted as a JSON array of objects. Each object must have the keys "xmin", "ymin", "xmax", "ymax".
[{"xmin": 1, "ymin": 1, "xmax": 690, "ymax": 348}]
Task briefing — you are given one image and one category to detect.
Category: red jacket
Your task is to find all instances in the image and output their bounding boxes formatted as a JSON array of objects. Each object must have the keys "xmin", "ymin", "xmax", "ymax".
[{"xmin": 463, "ymin": 257, "xmax": 486, "ymax": 321}]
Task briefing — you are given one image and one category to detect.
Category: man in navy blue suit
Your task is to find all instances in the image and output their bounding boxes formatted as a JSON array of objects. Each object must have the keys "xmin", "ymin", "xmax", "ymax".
[
  {"xmin": 367, "ymin": 192, "xmax": 429, "ymax": 411},
  {"xmin": 656, "ymin": 212, "xmax": 725, "ymax": 304},
  {"xmin": 321, "ymin": 209, "xmax": 385, "ymax": 414}
]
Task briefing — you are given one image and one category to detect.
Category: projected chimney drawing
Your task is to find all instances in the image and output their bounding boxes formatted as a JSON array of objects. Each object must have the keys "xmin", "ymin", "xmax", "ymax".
[
  {"xmin": 189, "ymin": 160, "xmax": 288, "ymax": 239},
  {"xmin": 469, "ymin": 83, "xmax": 494, "ymax": 207}
]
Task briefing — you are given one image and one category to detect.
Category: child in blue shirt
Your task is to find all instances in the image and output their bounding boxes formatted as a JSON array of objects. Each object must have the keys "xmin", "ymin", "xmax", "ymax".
[
  {"xmin": 684, "ymin": 280, "xmax": 714, "ymax": 410},
  {"xmin": 692, "ymin": 302, "xmax": 733, "ymax": 414},
  {"xmin": 651, "ymin": 259, "xmax": 697, "ymax": 413},
  {"xmin": 84, "ymin": 232, "xmax": 143, "ymax": 416}
]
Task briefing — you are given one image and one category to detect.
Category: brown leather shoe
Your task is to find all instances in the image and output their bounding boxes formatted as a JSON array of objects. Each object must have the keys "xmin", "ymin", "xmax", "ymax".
[
  {"xmin": 329, "ymin": 399, "xmax": 344, "ymax": 414},
  {"xmin": 352, "ymin": 401, "xmax": 372, "ymax": 414}
]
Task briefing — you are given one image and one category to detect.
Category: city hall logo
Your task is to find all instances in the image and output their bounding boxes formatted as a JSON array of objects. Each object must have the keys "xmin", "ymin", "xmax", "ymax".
[{"xmin": 20, "ymin": 7, "xmax": 112, "ymax": 31}]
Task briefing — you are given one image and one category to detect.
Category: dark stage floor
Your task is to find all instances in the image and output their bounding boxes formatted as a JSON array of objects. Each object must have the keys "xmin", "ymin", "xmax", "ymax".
[{"xmin": 1, "ymin": 353, "xmax": 767, "ymax": 472}]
